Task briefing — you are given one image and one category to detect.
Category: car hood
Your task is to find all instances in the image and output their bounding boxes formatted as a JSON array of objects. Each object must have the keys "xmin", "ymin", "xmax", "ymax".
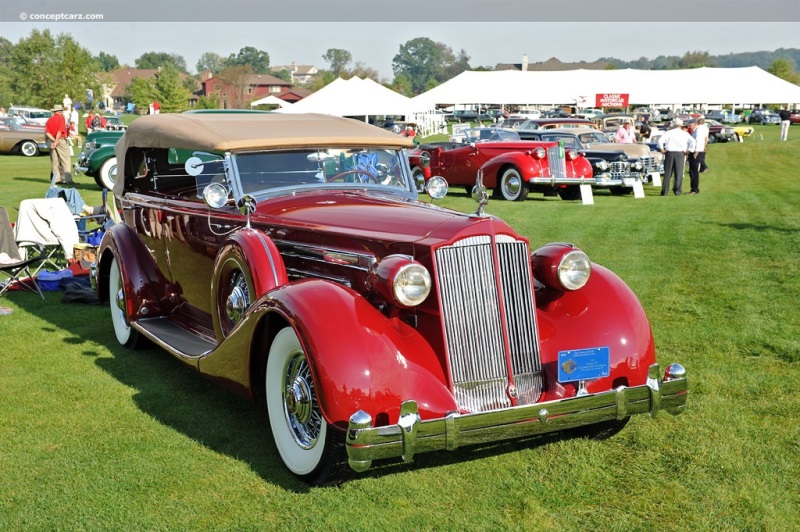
[
  {"xmin": 247, "ymin": 189, "xmax": 513, "ymax": 250},
  {"xmin": 584, "ymin": 143, "xmax": 650, "ymax": 158}
]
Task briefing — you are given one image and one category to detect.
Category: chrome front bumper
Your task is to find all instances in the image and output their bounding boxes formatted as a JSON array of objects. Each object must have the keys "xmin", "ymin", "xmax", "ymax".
[
  {"xmin": 528, "ymin": 177, "xmax": 596, "ymax": 186},
  {"xmin": 73, "ymin": 163, "xmax": 89, "ymax": 175},
  {"xmin": 345, "ymin": 363, "xmax": 687, "ymax": 472}
]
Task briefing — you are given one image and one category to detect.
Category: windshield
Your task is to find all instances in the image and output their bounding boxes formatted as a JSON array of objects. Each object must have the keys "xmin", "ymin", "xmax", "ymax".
[
  {"xmin": 465, "ymin": 127, "xmax": 520, "ymax": 143},
  {"xmin": 232, "ymin": 147, "xmax": 414, "ymax": 197}
]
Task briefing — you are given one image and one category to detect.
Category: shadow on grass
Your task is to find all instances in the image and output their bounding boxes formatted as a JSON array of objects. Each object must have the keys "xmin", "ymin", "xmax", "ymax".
[
  {"xmin": 8, "ymin": 291, "xmax": 314, "ymax": 492},
  {"xmin": 716, "ymin": 222, "xmax": 797, "ymax": 234},
  {"xmin": 9, "ymin": 290, "xmax": 584, "ymax": 489}
]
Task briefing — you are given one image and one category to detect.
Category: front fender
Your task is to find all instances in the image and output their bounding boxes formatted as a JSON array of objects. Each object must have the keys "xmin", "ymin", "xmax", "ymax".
[
  {"xmin": 481, "ymin": 152, "xmax": 542, "ymax": 186},
  {"xmin": 87, "ymin": 145, "xmax": 116, "ymax": 174},
  {"xmin": 266, "ymin": 279, "xmax": 456, "ymax": 428},
  {"xmin": 535, "ymin": 264, "xmax": 655, "ymax": 401}
]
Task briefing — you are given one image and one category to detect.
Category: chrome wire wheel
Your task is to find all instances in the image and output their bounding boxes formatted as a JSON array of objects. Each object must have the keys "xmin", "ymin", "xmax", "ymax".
[
  {"xmin": 266, "ymin": 327, "xmax": 342, "ymax": 483},
  {"xmin": 281, "ymin": 350, "xmax": 323, "ymax": 450}
]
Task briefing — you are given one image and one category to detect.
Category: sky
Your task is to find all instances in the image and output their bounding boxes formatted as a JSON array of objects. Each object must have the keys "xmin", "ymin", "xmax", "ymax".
[{"xmin": 1, "ymin": 22, "xmax": 799, "ymax": 80}]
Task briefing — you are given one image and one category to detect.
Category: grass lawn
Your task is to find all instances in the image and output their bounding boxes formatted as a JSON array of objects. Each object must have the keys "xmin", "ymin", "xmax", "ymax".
[{"xmin": 1, "ymin": 125, "xmax": 799, "ymax": 529}]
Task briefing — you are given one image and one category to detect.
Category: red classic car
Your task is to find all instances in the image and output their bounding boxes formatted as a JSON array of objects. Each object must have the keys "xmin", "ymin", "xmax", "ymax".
[
  {"xmin": 408, "ymin": 127, "xmax": 594, "ymax": 201},
  {"xmin": 97, "ymin": 113, "xmax": 687, "ymax": 485}
]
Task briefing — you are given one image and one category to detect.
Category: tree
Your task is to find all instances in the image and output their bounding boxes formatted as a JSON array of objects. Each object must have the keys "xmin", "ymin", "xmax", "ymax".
[
  {"xmin": 95, "ymin": 51, "xmax": 119, "ymax": 72},
  {"xmin": 349, "ymin": 61, "xmax": 380, "ymax": 82},
  {"xmin": 7, "ymin": 29, "xmax": 101, "ymax": 109},
  {"xmin": 216, "ymin": 64, "xmax": 255, "ymax": 108},
  {"xmin": 135, "ymin": 51, "xmax": 188, "ymax": 73},
  {"xmin": 392, "ymin": 37, "xmax": 470, "ymax": 95},
  {"xmin": 322, "ymin": 48, "xmax": 352, "ymax": 76},
  {"xmin": 196, "ymin": 52, "xmax": 226, "ymax": 75},
  {"xmin": 307, "ymin": 70, "xmax": 336, "ymax": 92},
  {"xmin": 270, "ymin": 69, "xmax": 292, "ymax": 83},
  {"xmin": 227, "ymin": 47, "xmax": 270, "ymax": 73},
  {"xmin": 154, "ymin": 66, "xmax": 191, "ymax": 112},
  {"xmin": 768, "ymin": 58, "xmax": 800, "ymax": 85},
  {"xmin": 679, "ymin": 51, "xmax": 718, "ymax": 69},
  {"xmin": 0, "ymin": 37, "xmax": 13, "ymax": 107},
  {"xmin": 389, "ymin": 74, "xmax": 413, "ymax": 97},
  {"xmin": 125, "ymin": 76, "xmax": 157, "ymax": 111}
]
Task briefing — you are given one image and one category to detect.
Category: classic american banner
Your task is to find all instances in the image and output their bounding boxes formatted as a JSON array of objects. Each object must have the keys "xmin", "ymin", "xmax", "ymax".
[{"xmin": 596, "ymin": 93, "xmax": 629, "ymax": 108}]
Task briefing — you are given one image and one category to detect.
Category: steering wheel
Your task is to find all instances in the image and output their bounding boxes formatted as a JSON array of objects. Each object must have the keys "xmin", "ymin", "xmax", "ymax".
[{"xmin": 326, "ymin": 169, "xmax": 380, "ymax": 184}]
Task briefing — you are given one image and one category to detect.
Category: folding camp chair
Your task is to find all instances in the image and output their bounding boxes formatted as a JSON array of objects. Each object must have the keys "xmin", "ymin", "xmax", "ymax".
[
  {"xmin": 0, "ymin": 207, "xmax": 45, "ymax": 299},
  {"xmin": 13, "ymin": 198, "xmax": 80, "ymax": 276}
]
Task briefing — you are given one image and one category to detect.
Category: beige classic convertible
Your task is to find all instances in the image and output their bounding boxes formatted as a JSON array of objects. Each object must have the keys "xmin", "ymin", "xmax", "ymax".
[{"xmin": 0, "ymin": 116, "xmax": 48, "ymax": 157}]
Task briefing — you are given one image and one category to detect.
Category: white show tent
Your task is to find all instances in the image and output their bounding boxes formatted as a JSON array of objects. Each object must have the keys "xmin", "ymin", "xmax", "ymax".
[
  {"xmin": 249, "ymin": 95, "xmax": 291, "ymax": 108},
  {"xmin": 275, "ymin": 77, "xmax": 415, "ymax": 116},
  {"xmin": 275, "ymin": 76, "xmax": 443, "ymax": 135},
  {"xmin": 412, "ymin": 67, "xmax": 800, "ymax": 108}
]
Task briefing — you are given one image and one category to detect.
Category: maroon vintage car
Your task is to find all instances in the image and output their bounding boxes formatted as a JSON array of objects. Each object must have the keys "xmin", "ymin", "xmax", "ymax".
[
  {"xmin": 408, "ymin": 127, "xmax": 594, "ymax": 201},
  {"xmin": 97, "ymin": 113, "xmax": 687, "ymax": 485}
]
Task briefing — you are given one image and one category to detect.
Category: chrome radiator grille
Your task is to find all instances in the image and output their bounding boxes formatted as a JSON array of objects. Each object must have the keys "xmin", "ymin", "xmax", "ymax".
[
  {"xmin": 640, "ymin": 156, "xmax": 659, "ymax": 174},
  {"xmin": 547, "ymin": 146, "xmax": 567, "ymax": 178},
  {"xmin": 434, "ymin": 235, "xmax": 542, "ymax": 412},
  {"xmin": 609, "ymin": 161, "xmax": 631, "ymax": 179}
]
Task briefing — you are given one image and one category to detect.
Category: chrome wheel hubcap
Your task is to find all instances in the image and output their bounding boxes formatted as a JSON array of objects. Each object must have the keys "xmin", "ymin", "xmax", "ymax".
[{"xmin": 282, "ymin": 353, "xmax": 321, "ymax": 449}]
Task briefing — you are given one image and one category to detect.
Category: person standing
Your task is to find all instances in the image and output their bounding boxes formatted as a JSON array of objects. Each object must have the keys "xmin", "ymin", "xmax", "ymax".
[
  {"xmin": 657, "ymin": 118, "xmax": 696, "ymax": 196},
  {"xmin": 639, "ymin": 117, "xmax": 652, "ymax": 142},
  {"xmin": 779, "ymin": 108, "xmax": 792, "ymax": 141},
  {"xmin": 694, "ymin": 116, "xmax": 710, "ymax": 174},
  {"xmin": 614, "ymin": 120, "xmax": 636, "ymax": 143},
  {"xmin": 687, "ymin": 119, "xmax": 706, "ymax": 195},
  {"xmin": 45, "ymin": 104, "xmax": 74, "ymax": 184}
]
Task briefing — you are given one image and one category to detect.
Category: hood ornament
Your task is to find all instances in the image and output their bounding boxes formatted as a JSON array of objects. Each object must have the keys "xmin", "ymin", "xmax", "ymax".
[{"xmin": 471, "ymin": 169, "xmax": 489, "ymax": 217}]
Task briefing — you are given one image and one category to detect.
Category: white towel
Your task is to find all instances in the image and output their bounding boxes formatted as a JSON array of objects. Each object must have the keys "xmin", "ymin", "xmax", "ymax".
[{"xmin": 14, "ymin": 198, "xmax": 79, "ymax": 260}]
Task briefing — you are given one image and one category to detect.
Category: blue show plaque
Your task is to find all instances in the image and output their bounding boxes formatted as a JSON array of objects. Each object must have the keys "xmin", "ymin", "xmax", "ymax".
[{"xmin": 557, "ymin": 346, "xmax": 610, "ymax": 383}]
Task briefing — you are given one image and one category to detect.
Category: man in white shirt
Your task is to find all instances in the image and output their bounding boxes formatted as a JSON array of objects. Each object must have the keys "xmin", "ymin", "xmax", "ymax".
[
  {"xmin": 688, "ymin": 117, "xmax": 710, "ymax": 194},
  {"xmin": 657, "ymin": 118, "xmax": 696, "ymax": 196}
]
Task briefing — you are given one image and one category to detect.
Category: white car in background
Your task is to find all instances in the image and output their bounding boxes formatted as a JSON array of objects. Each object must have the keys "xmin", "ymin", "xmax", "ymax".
[
  {"xmin": 8, "ymin": 106, "xmax": 53, "ymax": 126},
  {"xmin": 508, "ymin": 109, "xmax": 542, "ymax": 120},
  {"xmin": 577, "ymin": 108, "xmax": 605, "ymax": 120}
]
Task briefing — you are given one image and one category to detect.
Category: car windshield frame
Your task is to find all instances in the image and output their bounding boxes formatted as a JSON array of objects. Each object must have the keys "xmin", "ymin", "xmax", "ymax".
[{"xmin": 166, "ymin": 146, "xmax": 419, "ymax": 202}]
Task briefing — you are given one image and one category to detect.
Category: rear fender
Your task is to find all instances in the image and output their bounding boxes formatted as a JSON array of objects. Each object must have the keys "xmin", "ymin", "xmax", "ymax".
[
  {"xmin": 535, "ymin": 264, "xmax": 655, "ymax": 400},
  {"xmin": 96, "ymin": 223, "xmax": 172, "ymax": 320},
  {"xmin": 266, "ymin": 279, "xmax": 456, "ymax": 428}
]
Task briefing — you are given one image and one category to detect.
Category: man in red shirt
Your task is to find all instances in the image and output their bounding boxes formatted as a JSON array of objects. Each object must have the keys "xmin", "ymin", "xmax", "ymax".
[{"xmin": 45, "ymin": 104, "xmax": 73, "ymax": 184}]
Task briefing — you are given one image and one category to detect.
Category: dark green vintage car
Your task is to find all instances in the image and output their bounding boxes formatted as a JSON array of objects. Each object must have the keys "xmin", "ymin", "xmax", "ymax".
[{"xmin": 73, "ymin": 130, "xmax": 124, "ymax": 189}]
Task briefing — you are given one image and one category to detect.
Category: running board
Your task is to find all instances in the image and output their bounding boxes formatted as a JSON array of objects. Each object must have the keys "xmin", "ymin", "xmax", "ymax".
[{"xmin": 134, "ymin": 317, "xmax": 217, "ymax": 359}]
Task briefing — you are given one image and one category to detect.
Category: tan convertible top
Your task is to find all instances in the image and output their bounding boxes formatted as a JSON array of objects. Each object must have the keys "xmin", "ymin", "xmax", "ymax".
[
  {"xmin": 114, "ymin": 112, "xmax": 413, "ymax": 195},
  {"xmin": 117, "ymin": 112, "xmax": 412, "ymax": 152}
]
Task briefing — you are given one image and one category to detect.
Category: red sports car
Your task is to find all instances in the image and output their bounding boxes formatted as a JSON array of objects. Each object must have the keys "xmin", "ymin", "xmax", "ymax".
[
  {"xmin": 408, "ymin": 127, "xmax": 594, "ymax": 201},
  {"xmin": 97, "ymin": 113, "xmax": 687, "ymax": 485}
]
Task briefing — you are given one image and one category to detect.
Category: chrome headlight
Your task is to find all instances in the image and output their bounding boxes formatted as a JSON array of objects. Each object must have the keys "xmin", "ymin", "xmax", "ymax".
[
  {"xmin": 393, "ymin": 263, "xmax": 432, "ymax": 306},
  {"xmin": 633, "ymin": 160, "xmax": 644, "ymax": 170},
  {"xmin": 558, "ymin": 250, "xmax": 592, "ymax": 290},
  {"xmin": 369, "ymin": 255, "xmax": 432, "ymax": 307},
  {"xmin": 532, "ymin": 244, "xmax": 592, "ymax": 292},
  {"xmin": 595, "ymin": 160, "xmax": 610, "ymax": 171}
]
